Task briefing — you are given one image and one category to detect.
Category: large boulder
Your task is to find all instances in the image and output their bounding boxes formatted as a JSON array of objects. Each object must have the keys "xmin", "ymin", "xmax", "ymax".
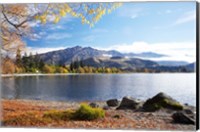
[
  {"xmin": 116, "ymin": 96, "xmax": 141, "ymax": 110},
  {"xmin": 142, "ymin": 92, "xmax": 184, "ymax": 112},
  {"xmin": 106, "ymin": 99, "xmax": 119, "ymax": 107},
  {"xmin": 172, "ymin": 111, "xmax": 195, "ymax": 125}
]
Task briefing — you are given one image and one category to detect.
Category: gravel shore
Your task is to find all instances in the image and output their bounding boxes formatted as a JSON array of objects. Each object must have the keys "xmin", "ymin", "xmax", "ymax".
[{"xmin": 1, "ymin": 99, "xmax": 196, "ymax": 130}]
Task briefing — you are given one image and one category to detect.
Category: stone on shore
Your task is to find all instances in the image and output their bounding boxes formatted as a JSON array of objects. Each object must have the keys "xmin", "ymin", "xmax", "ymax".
[
  {"xmin": 103, "ymin": 105, "xmax": 110, "ymax": 110},
  {"xmin": 183, "ymin": 109, "xmax": 194, "ymax": 115},
  {"xmin": 106, "ymin": 99, "xmax": 119, "ymax": 107},
  {"xmin": 142, "ymin": 92, "xmax": 184, "ymax": 112},
  {"xmin": 172, "ymin": 111, "xmax": 195, "ymax": 125},
  {"xmin": 116, "ymin": 96, "xmax": 141, "ymax": 110},
  {"xmin": 89, "ymin": 102, "xmax": 99, "ymax": 108}
]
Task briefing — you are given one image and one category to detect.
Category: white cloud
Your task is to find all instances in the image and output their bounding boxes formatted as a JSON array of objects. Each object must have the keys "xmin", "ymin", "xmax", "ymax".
[
  {"xmin": 38, "ymin": 31, "xmax": 46, "ymax": 36},
  {"xmin": 166, "ymin": 10, "xmax": 172, "ymax": 14},
  {"xmin": 82, "ymin": 35, "xmax": 96, "ymax": 42},
  {"xmin": 95, "ymin": 41, "xmax": 196, "ymax": 63},
  {"xmin": 29, "ymin": 31, "xmax": 46, "ymax": 41},
  {"xmin": 29, "ymin": 33, "xmax": 41, "ymax": 41},
  {"xmin": 131, "ymin": 14, "xmax": 138, "ymax": 19},
  {"xmin": 154, "ymin": 10, "xmax": 196, "ymax": 30},
  {"xmin": 25, "ymin": 46, "xmax": 68, "ymax": 55},
  {"xmin": 158, "ymin": 10, "xmax": 172, "ymax": 15},
  {"xmin": 49, "ymin": 25, "xmax": 64, "ymax": 30},
  {"xmin": 45, "ymin": 33, "xmax": 72, "ymax": 40},
  {"xmin": 118, "ymin": 7, "xmax": 143, "ymax": 19},
  {"xmin": 28, "ymin": 20, "xmax": 40, "ymax": 27},
  {"xmin": 174, "ymin": 10, "xmax": 196, "ymax": 25}
]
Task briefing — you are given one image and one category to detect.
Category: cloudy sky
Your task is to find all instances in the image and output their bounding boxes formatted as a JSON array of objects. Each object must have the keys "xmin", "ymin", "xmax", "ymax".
[{"xmin": 25, "ymin": 2, "xmax": 196, "ymax": 63}]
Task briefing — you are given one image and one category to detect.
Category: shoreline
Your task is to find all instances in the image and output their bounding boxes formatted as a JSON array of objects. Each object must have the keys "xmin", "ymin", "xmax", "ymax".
[
  {"xmin": 1, "ymin": 72, "xmax": 196, "ymax": 77},
  {"xmin": 1, "ymin": 98, "xmax": 196, "ymax": 108},
  {"xmin": 1, "ymin": 98, "xmax": 196, "ymax": 130}
]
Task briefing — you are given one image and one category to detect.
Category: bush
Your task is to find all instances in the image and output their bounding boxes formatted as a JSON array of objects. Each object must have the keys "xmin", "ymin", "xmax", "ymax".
[
  {"xmin": 73, "ymin": 104, "xmax": 105, "ymax": 121},
  {"xmin": 43, "ymin": 104, "xmax": 105, "ymax": 121},
  {"xmin": 42, "ymin": 65, "xmax": 55, "ymax": 73},
  {"xmin": 43, "ymin": 110, "xmax": 75, "ymax": 121}
]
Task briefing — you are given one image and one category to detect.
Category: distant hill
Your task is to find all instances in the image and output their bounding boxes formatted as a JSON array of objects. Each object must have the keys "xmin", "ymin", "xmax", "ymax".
[
  {"xmin": 38, "ymin": 46, "xmax": 104, "ymax": 65},
  {"xmin": 80, "ymin": 57, "xmax": 158, "ymax": 70},
  {"xmin": 36, "ymin": 46, "xmax": 194, "ymax": 72},
  {"xmin": 156, "ymin": 61, "xmax": 189, "ymax": 66},
  {"xmin": 185, "ymin": 62, "xmax": 196, "ymax": 72},
  {"xmin": 38, "ymin": 46, "xmax": 167, "ymax": 65}
]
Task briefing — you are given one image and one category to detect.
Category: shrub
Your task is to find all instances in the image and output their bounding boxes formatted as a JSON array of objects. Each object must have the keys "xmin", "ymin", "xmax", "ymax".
[
  {"xmin": 43, "ymin": 104, "xmax": 105, "ymax": 121},
  {"xmin": 56, "ymin": 67, "xmax": 69, "ymax": 73},
  {"xmin": 73, "ymin": 104, "xmax": 105, "ymax": 121},
  {"xmin": 43, "ymin": 110, "xmax": 75, "ymax": 121},
  {"xmin": 42, "ymin": 65, "xmax": 55, "ymax": 73}
]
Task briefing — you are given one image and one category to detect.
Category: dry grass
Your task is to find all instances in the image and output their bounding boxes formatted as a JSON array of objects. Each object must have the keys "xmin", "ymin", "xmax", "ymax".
[{"xmin": 1, "ymin": 99, "xmax": 195, "ymax": 130}]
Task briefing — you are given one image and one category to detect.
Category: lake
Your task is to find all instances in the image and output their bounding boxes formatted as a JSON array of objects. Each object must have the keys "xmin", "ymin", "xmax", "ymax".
[{"xmin": 1, "ymin": 73, "xmax": 196, "ymax": 106}]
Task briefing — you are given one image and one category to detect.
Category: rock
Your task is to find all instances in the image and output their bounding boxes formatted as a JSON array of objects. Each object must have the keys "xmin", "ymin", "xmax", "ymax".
[
  {"xmin": 142, "ymin": 92, "xmax": 184, "ymax": 112},
  {"xmin": 106, "ymin": 99, "xmax": 119, "ymax": 107},
  {"xmin": 103, "ymin": 105, "xmax": 110, "ymax": 110},
  {"xmin": 172, "ymin": 111, "xmax": 195, "ymax": 125},
  {"xmin": 113, "ymin": 114, "xmax": 121, "ymax": 119},
  {"xmin": 89, "ymin": 102, "xmax": 99, "ymax": 108},
  {"xmin": 116, "ymin": 96, "xmax": 141, "ymax": 110},
  {"xmin": 183, "ymin": 109, "xmax": 194, "ymax": 115}
]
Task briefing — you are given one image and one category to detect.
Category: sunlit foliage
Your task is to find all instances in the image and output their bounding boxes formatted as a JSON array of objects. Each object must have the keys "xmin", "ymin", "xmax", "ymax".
[
  {"xmin": 1, "ymin": 57, "xmax": 15, "ymax": 74},
  {"xmin": 0, "ymin": 3, "xmax": 122, "ymax": 54}
]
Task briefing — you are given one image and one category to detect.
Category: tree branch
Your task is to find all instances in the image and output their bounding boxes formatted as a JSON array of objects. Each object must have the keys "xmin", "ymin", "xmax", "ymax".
[{"xmin": 2, "ymin": 5, "xmax": 28, "ymax": 30}]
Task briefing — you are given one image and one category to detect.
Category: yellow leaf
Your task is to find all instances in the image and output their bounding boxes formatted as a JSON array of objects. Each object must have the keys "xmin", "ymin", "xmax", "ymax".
[
  {"xmin": 60, "ymin": 9, "xmax": 66, "ymax": 17},
  {"xmin": 88, "ymin": 9, "xmax": 94, "ymax": 15},
  {"xmin": 40, "ymin": 15, "xmax": 46, "ymax": 24},
  {"xmin": 54, "ymin": 16, "xmax": 60, "ymax": 23},
  {"xmin": 34, "ymin": 15, "xmax": 39, "ymax": 20}
]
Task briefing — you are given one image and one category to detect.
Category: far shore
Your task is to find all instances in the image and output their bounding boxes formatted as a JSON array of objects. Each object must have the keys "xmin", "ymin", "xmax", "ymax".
[{"xmin": 1, "ymin": 72, "xmax": 196, "ymax": 77}]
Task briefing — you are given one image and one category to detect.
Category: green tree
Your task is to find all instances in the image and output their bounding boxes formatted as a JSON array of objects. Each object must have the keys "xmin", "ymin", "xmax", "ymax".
[
  {"xmin": 22, "ymin": 52, "xmax": 29, "ymax": 72},
  {"xmin": 15, "ymin": 48, "xmax": 22, "ymax": 67}
]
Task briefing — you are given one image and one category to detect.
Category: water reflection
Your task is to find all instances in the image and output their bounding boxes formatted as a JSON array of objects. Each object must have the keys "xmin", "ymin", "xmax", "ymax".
[{"xmin": 1, "ymin": 73, "xmax": 196, "ymax": 106}]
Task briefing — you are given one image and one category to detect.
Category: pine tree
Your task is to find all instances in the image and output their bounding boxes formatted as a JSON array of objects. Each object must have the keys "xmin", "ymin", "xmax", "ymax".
[{"xmin": 16, "ymin": 49, "xmax": 22, "ymax": 67}]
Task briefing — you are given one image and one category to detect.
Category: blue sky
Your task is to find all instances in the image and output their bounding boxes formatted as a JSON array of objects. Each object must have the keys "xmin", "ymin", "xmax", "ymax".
[{"xmin": 25, "ymin": 2, "xmax": 196, "ymax": 62}]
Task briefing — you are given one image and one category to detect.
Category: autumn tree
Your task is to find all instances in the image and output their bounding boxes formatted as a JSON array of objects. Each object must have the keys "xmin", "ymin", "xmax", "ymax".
[
  {"xmin": 42, "ymin": 65, "xmax": 55, "ymax": 73},
  {"xmin": 0, "ymin": 3, "xmax": 122, "ymax": 54},
  {"xmin": 1, "ymin": 57, "xmax": 15, "ymax": 74},
  {"xmin": 0, "ymin": 3, "xmax": 122, "ymax": 74}
]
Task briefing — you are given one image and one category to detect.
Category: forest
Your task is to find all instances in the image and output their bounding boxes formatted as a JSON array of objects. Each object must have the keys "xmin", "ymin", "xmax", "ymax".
[{"xmin": 1, "ymin": 49, "xmax": 122, "ymax": 74}]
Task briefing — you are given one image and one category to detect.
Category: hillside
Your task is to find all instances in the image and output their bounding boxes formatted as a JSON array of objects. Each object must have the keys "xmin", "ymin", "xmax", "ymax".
[{"xmin": 35, "ymin": 46, "xmax": 194, "ymax": 72}]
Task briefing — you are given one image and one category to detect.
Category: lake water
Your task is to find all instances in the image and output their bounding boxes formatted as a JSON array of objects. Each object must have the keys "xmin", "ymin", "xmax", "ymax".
[{"xmin": 1, "ymin": 73, "xmax": 196, "ymax": 106}]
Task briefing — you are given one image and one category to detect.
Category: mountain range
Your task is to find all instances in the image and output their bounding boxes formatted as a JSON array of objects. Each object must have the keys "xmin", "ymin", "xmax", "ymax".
[
  {"xmin": 37, "ymin": 46, "xmax": 166, "ymax": 65},
  {"xmin": 36, "ymin": 46, "xmax": 195, "ymax": 72}
]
